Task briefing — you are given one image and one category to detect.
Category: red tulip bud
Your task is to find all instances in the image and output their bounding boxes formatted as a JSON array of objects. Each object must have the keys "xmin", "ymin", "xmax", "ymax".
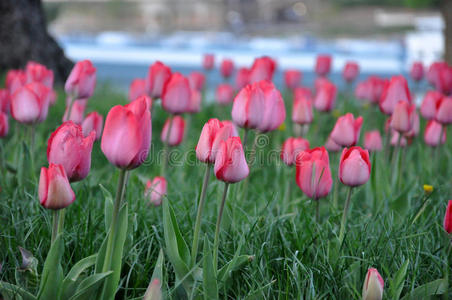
[
  {"xmin": 364, "ymin": 130, "xmax": 383, "ymax": 152},
  {"xmin": 145, "ymin": 177, "xmax": 167, "ymax": 206},
  {"xmin": 331, "ymin": 113, "xmax": 363, "ymax": 147},
  {"xmin": 315, "ymin": 55, "xmax": 332, "ymax": 77},
  {"xmin": 39, "ymin": 164, "xmax": 75, "ymax": 210},
  {"xmin": 362, "ymin": 268, "xmax": 384, "ymax": 300},
  {"xmin": 82, "ymin": 111, "xmax": 104, "ymax": 140},
  {"xmin": 188, "ymin": 71, "xmax": 205, "ymax": 91},
  {"xmin": 390, "ymin": 101, "xmax": 416, "ymax": 133},
  {"xmin": 25, "ymin": 61, "xmax": 54, "ymax": 88},
  {"xmin": 235, "ymin": 67, "xmax": 250, "ymax": 90},
  {"xmin": 63, "ymin": 99, "xmax": 86, "ymax": 125},
  {"xmin": 216, "ymin": 84, "xmax": 235, "ymax": 105},
  {"xmin": 220, "ymin": 59, "xmax": 234, "ymax": 79},
  {"xmin": 342, "ymin": 61, "xmax": 359, "ymax": 83},
  {"xmin": 379, "ymin": 75, "xmax": 411, "ymax": 115},
  {"xmin": 257, "ymin": 81, "xmax": 286, "ymax": 133},
  {"xmin": 281, "ymin": 137, "xmax": 310, "ymax": 166},
  {"xmin": 410, "ymin": 62, "xmax": 424, "ymax": 82},
  {"xmin": 65, "ymin": 60, "xmax": 96, "ymax": 99},
  {"xmin": 314, "ymin": 79, "xmax": 337, "ymax": 112},
  {"xmin": 147, "ymin": 61, "xmax": 171, "ymax": 98},
  {"xmin": 161, "ymin": 116, "xmax": 185, "ymax": 146},
  {"xmin": 339, "ymin": 146, "xmax": 371, "ymax": 187},
  {"xmin": 214, "ymin": 137, "xmax": 249, "ymax": 183},
  {"xmin": 128, "ymin": 78, "xmax": 148, "ymax": 102},
  {"xmin": 284, "ymin": 69, "xmax": 302, "ymax": 90},
  {"xmin": 0, "ymin": 112, "xmax": 9, "ymax": 138},
  {"xmin": 249, "ymin": 56, "xmax": 276, "ymax": 83},
  {"xmin": 420, "ymin": 90, "xmax": 442, "ymax": 120},
  {"xmin": 161, "ymin": 73, "xmax": 191, "ymax": 114},
  {"xmin": 424, "ymin": 120, "xmax": 446, "ymax": 147},
  {"xmin": 435, "ymin": 97, "xmax": 452, "ymax": 125},
  {"xmin": 11, "ymin": 82, "xmax": 51, "ymax": 124},
  {"xmin": 203, "ymin": 53, "xmax": 215, "ymax": 71},
  {"xmin": 231, "ymin": 82, "xmax": 265, "ymax": 129}
]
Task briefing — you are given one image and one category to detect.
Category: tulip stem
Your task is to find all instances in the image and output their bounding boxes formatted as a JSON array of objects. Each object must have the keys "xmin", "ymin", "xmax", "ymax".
[
  {"xmin": 213, "ymin": 182, "xmax": 230, "ymax": 271},
  {"xmin": 242, "ymin": 129, "xmax": 249, "ymax": 152},
  {"xmin": 191, "ymin": 164, "xmax": 212, "ymax": 265},
  {"xmin": 339, "ymin": 187, "xmax": 353, "ymax": 244},
  {"xmin": 51, "ymin": 210, "xmax": 60, "ymax": 244},
  {"xmin": 315, "ymin": 199, "xmax": 320, "ymax": 222},
  {"xmin": 162, "ymin": 116, "xmax": 174, "ymax": 176}
]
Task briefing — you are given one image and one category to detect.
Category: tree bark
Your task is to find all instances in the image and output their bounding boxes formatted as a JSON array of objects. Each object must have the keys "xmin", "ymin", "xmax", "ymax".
[
  {"xmin": 442, "ymin": 0, "xmax": 452, "ymax": 64},
  {"xmin": 0, "ymin": 0, "xmax": 73, "ymax": 84}
]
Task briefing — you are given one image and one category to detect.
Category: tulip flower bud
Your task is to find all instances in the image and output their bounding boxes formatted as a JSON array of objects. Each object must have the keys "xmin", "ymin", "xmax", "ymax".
[
  {"xmin": 101, "ymin": 96, "xmax": 151, "ymax": 170},
  {"xmin": 249, "ymin": 56, "xmax": 276, "ymax": 83},
  {"xmin": 294, "ymin": 87, "xmax": 312, "ymax": 101},
  {"xmin": 216, "ymin": 84, "xmax": 235, "ymax": 105},
  {"xmin": 161, "ymin": 116, "xmax": 185, "ymax": 146},
  {"xmin": 220, "ymin": 59, "xmax": 234, "ymax": 79},
  {"xmin": 65, "ymin": 60, "xmax": 97, "ymax": 100},
  {"xmin": 405, "ymin": 110, "xmax": 420, "ymax": 138},
  {"xmin": 39, "ymin": 164, "xmax": 75, "ymax": 210},
  {"xmin": 0, "ymin": 112, "xmax": 9, "ymax": 138},
  {"xmin": 436, "ymin": 65, "xmax": 452, "ymax": 95},
  {"xmin": 63, "ymin": 99, "xmax": 86, "ymax": 125},
  {"xmin": 82, "ymin": 111, "xmax": 104, "ymax": 140},
  {"xmin": 235, "ymin": 67, "xmax": 250, "ymax": 90},
  {"xmin": 444, "ymin": 200, "xmax": 452, "ymax": 234},
  {"xmin": 147, "ymin": 61, "xmax": 172, "ymax": 98},
  {"xmin": 186, "ymin": 89, "xmax": 201, "ymax": 114},
  {"xmin": 144, "ymin": 278, "xmax": 162, "ymax": 300},
  {"xmin": 281, "ymin": 137, "xmax": 310, "ymax": 166},
  {"xmin": 188, "ymin": 72, "xmax": 205, "ymax": 91},
  {"xmin": 284, "ymin": 69, "xmax": 302, "ymax": 90},
  {"xmin": 339, "ymin": 147, "xmax": 371, "ymax": 187},
  {"xmin": 315, "ymin": 55, "xmax": 332, "ymax": 77},
  {"xmin": 420, "ymin": 90, "xmax": 442, "ymax": 120},
  {"xmin": 331, "ymin": 113, "xmax": 363, "ymax": 147},
  {"xmin": 6, "ymin": 69, "xmax": 26, "ymax": 94},
  {"xmin": 342, "ymin": 61, "xmax": 359, "ymax": 83},
  {"xmin": 231, "ymin": 82, "xmax": 265, "ymax": 129},
  {"xmin": 25, "ymin": 61, "xmax": 54, "ymax": 88},
  {"xmin": 203, "ymin": 53, "xmax": 214, "ymax": 71},
  {"xmin": 145, "ymin": 177, "xmax": 167, "ymax": 206},
  {"xmin": 362, "ymin": 268, "xmax": 384, "ymax": 300},
  {"xmin": 314, "ymin": 79, "xmax": 337, "ymax": 112},
  {"xmin": 364, "ymin": 130, "xmax": 383, "ymax": 152},
  {"xmin": 257, "ymin": 81, "xmax": 286, "ymax": 133},
  {"xmin": 11, "ymin": 82, "xmax": 51, "ymax": 124},
  {"xmin": 325, "ymin": 135, "xmax": 342, "ymax": 152},
  {"xmin": 128, "ymin": 78, "xmax": 148, "ymax": 102},
  {"xmin": 214, "ymin": 137, "xmax": 249, "ymax": 183},
  {"xmin": 292, "ymin": 92, "xmax": 313, "ymax": 125},
  {"xmin": 379, "ymin": 75, "xmax": 411, "ymax": 115},
  {"xmin": 410, "ymin": 62, "xmax": 424, "ymax": 82},
  {"xmin": 161, "ymin": 73, "xmax": 191, "ymax": 114},
  {"xmin": 390, "ymin": 101, "xmax": 416, "ymax": 133},
  {"xmin": 295, "ymin": 147, "xmax": 333, "ymax": 200},
  {"xmin": 424, "ymin": 120, "xmax": 446, "ymax": 147},
  {"xmin": 435, "ymin": 97, "xmax": 452, "ymax": 125},
  {"xmin": 0, "ymin": 89, "xmax": 10, "ymax": 114}
]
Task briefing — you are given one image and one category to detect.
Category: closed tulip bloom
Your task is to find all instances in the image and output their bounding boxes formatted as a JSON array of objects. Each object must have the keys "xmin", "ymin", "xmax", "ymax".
[
  {"xmin": 362, "ymin": 268, "xmax": 384, "ymax": 300},
  {"xmin": 355, "ymin": 80, "xmax": 370, "ymax": 101},
  {"xmin": 295, "ymin": 147, "xmax": 333, "ymax": 200},
  {"xmin": 339, "ymin": 147, "xmax": 371, "ymax": 187},
  {"xmin": 325, "ymin": 135, "xmax": 342, "ymax": 152},
  {"xmin": 203, "ymin": 53, "xmax": 215, "ymax": 71},
  {"xmin": 220, "ymin": 59, "xmax": 234, "ymax": 79},
  {"xmin": 0, "ymin": 112, "xmax": 8, "ymax": 138},
  {"xmin": 186, "ymin": 89, "xmax": 201, "ymax": 114},
  {"xmin": 249, "ymin": 56, "xmax": 276, "ymax": 83},
  {"xmin": 65, "ymin": 60, "xmax": 97, "ymax": 99},
  {"xmin": 331, "ymin": 113, "xmax": 363, "ymax": 147},
  {"xmin": 147, "ymin": 61, "xmax": 172, "ymax": 98},
  {"xmin": 235, "ymin": 67, "xmax": 250, "ymax": 90},
  {"xmin": 390, "ymin": 130, "xmax": 407, "ymax": 147},
  {"xmin": 161, "ymin": 73, "xmax": 191, "ymax": 114},
  {"xmin": 379, "ymin": 75, "xmax": 412, "ymax": 115},
  {"xmin": 444, "ymin": 200, "xmax": 452, "ymax": 234},
  {"xmin": 315, "ymin": 55, "xmax": 332, "ymax": 77},
  {"xmin": 257, "ymin": 81, "xmax": 286, "ymax": 133},
  {"xmin": 188, "ymin": 72, "xmax": 205, "ymax": 91},
  {"xmin": 426, "ymin": 61, "xmax": 446, "ymax": 86},
  {"xmin": 196, "ymin": 119, "xmax": 238, "ymax": 163},
  {"xmin": 405, "ymin": 110, "xmax": 420, "ymax": 138},
  {"xmin": 39, "ymin": 164, "xmax": 76, "ymax": 210},
  {"xmin": 6, "ymin": 69, "xmax": 26, "ymax": 94},
  {"xmin": 284, "ymin": 69, "xmax": 302, "ymax": 90},
  {"xmin": 145, "ymin": 176, "xmax": 167, "ymax": 206},
  {"xmin": 368, "ymin": 76, "xmax": 388, "ymax": 104},
  {"xmin": 294, "ymin": 87, "xmax": 312, "ymax": 101},
  {"xmin": 220, "ymin": 120, "xmax": 239, "ymax": 136},
  {"xmin": 292, "ymin": 94, "xmax": 313, "ymax": 125},
  {"xmin": 63, "ymin": 99, "xmax": 86, "ymax": 125},
  {"xmin": 47, "ymin": 121, "xmax": 96, "ymax": 182},
  {"xmin": 231, "ymin": 82, "xmax": 265, "ymax": 129},
  {"xmin": 342, "ymin": 61, "xmax": 359, "ymax": 83},
  {"xmin": 101, "ymin": 96, "xmax": 151, "ymax": 170},
  {"xmin": 281, "ymin": 137, "xmax": 310, "ymax": 166},
  {"xmin": 0, "ymin": 89, "xmax": 10, "ymax": 113},
  {"xmin": 410, "ymin": 62, "xmax": 424, "ymax": 82},
  {"xmin": 25, "ymin": 61, "xmax": 54, "ymax": 87},
  {"xmin": 161, "ymin": 116, "xmax": 185, "ymax": 146},
  {"xmin": 314, "ymin": 79, "xmax": 337, "ymax": 112},
  {"xmin": 11, "ymin": 82, "xmax": 51, "ymax": 124},
  {"xmin": 214, "ymin": 137, "xmax": 249, "ymax": 183},
  {"xmin": 82, "ymin": 111, "xmax": 104, "ymax": 140},
  {"xmin": 420, "ymin": 90, "xmax": 442, "ymax": 120},
  {"xmin": 424, "ymin": 120, "xmax": 446, "ymax": 147},
  {"xmin": 390, "ymin": 101, "xmax": 416, "ymax": 133},
  {"xmin": 216, "ymin": 84, "xmax": 235, "ymax": 105},
  {"xmin": 128, "ymin": 78, "xmax": 148, "ymax": 101},
  {"xmin": 435, "ymin": 97, "xmax": 452, "ymax": 124},
  {"xmin": 364, "ymin": 130, "xmax": 383, "ymax": 152},
  {"xmin": 436, "ymin": 65, "xmax": 452, "ymax": 95}
]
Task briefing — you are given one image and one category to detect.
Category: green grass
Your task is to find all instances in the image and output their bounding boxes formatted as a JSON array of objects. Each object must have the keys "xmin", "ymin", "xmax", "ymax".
[{"xmin": 0, "ymin": 86, "xmax": 451, "ymax": 299}]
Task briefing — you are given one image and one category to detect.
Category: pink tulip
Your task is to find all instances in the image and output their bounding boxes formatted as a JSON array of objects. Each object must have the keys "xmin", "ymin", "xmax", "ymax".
[
  {"xmin": 314, "ymin": 79, "xmax": 337, "ymax": 112},
  {"xmin": 426, "ymin": 61, "xmax": 446, "ymax": 86},
  {"xmin": 281, "ymin": 137, "xmax": 310, "ymax": 166},
  {"xmin": 435, "ymin": 97, "xmax": 452, "ymax": 125},
  {"xmin": 315, "ymin": 55, "xmax": 332, "ymax": 77},
  {"xmin": 188, "ymin": 72, "xmax": 205, "ymax": 91},
  {"xmin": 390, "ymin": 130, "xmax": 407, "ymax": 147},
  {"xmin": 145, "ymin": 176, "xmax": 167, "ymax": 206},
  {"xmin": 368, "ymin": 76, "xmax": 388, "ymax": 104},
  {"xmin": 331, "ymin": 113, "xmax": 363, "ymax": 147},
  {"xmin": 444, "ymin": 200, "xmax": 452, "ymax": 234},
  {"xmin": 284, "ymin": 69, "xmax": 302, "ymax": 90},
  {"xmin": 214, "ymin": 137, "xmax": 249, "ymax": 183},
  {"xmin": 47, "ymin": 121, "xmax": 96, "ymax": 182},
  {"xmin": 294, "ymin": 87, "xmax": 312, "ymax": 101},
  {"xmin": 257, "ymin": 81, "xmax": 286, "ymax": 133},
  {"xmin": 25, "ymin": 61, "xmax": 54, "ymax": 87},
  {"xmin": 410, "ymin": 62, "xmax": 424, "ymax": 82},
  {"xmin": 186, "ymin": 89, "xmax": 201, "ymax": 114},
  {"xmin": 11, "ymin": 82, "xmax": 51, "ymax": 124},
  {"xmin": 161, "ymin": 116, "xmax": 185, "ymax": 146},
  {"xmin": 220, "ymin": 120, "xmax": 239, "ymax": 136},
  {"xmin": 355, "ymin": 80, "xmax": 369, "ymax": 101},
  {"xmin": 342, "ymin": 61, "xmax": 359, "ymax": 83},
  {"xmin": 292, "ymin": 92, "xmax": 313, "ymax": 125},
  {"xmin": 6, "ymin": 69, "xmax": 26, "ymax": 94},
  {"xmin": 63, "ymin": 99, "xmax": 86, "ymax": 125},
  {"xmin": 436, "ymin": 64, "xmax": 452, "ymax": 95},
  {"xmin": 82, "ymin": 111, "xmax": 104, "ymax": 140},
  {"xmin": 147, "ymin": 61, "xmax": 172, "ymax": 98},
  {"xmin": 249, "ymin": 56, "xmax": 276, "ymax": 83},
  {"xmin": 362, "ymin": 268, "xmax": 384, "ymax": 300},
  {"xmin": 235, "ymin": 67, "xmax": 250, "ymax": 90},
  {"xmin": 339, "ymin": 146, "xmax": 371, "ymax": 187},
  {"xmin": 390, "ymin": 101, "xmax": 416, "ymax": 133},
  {"xmin": 101, "ymin": 96, "xmax": 151, "ymax": 170},
  {"xmin": 216, "ymin": 84, "xmax": 235, "ymax": 105},
  {"xmin": 405, "ymin": 110, "xmax": 420, "ymax": 138},
  {"xmin": 325, "ymin": 135, "xmax": 342, "ymax": 152},
  {"xmin": 65, "ymin": 60, "xmax": 97, "ymax": 100},
  {"xmin": 0, "ymin": 112, "xmax": 8, "ymax": 138},
  {"xmin": 128, "ymin": 78, "xmax": 148, "ymax": 101},
  {"xmin": 161, "ymin": 73, "xmax": 191, "ymax": 114},
  {"xmin": 420, "ymin": 90, "xmax": 443, "ymax": 120},
  {"xmin": 220, "ymin": 59, "xmax": 234, "ymax": 79},
  {"xmin": 203, "ymin": 54, "xmax": 215, "ymax": 71},
  {"xmin": 295, "ymin": 147, "xmax": 333, "ymax": 200},
  {"xmin": 231, "ymin": 82, "xmax": 265, "ymax": 129},
  {"xmin": 379, "ymin": 75, "xmax": 411, "ymax": 115},
  {"xmin": 0, "ymin": 89, "xmax": 10, "ymax": 113},
  {"xmin": 39, "ymin": 164, "xmax": 75, "ymax": 210},
  {"xmin": 364, "ymin": 130, "xmax": 383, "ymax": 152},
  {"xmin": 424, "ymin": 120, "xmax": 446, "ymax": 147}
]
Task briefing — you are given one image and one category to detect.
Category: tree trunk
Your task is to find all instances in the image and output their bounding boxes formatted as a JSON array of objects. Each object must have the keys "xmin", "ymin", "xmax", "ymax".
[
  {"xmin": 0, "ymin": 0, "xmax": 73, "ymax": 84},
  {"xmin": 443, "ymin": 0, "xmax": 452, "ymax": 64}
]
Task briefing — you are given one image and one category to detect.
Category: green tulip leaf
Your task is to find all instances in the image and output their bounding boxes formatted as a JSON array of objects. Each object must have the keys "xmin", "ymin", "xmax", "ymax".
[
  {"xmin": 202, "ymin": 236, "xmax": 218, "ymax": 300},
  {"xmin": 59, "ymin": 254, "xmax": 97, "ymax": 299},
  {"xmin": 37, "ymin": 234, "xmax": 64, "ymax": 300},
  {"xmin": 0, "ymin": 281, "xmax": 36, "ymax": 300},
  {"xmin": 69, "ymin": 272, "xmax": 113, "ymax": 300}
]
